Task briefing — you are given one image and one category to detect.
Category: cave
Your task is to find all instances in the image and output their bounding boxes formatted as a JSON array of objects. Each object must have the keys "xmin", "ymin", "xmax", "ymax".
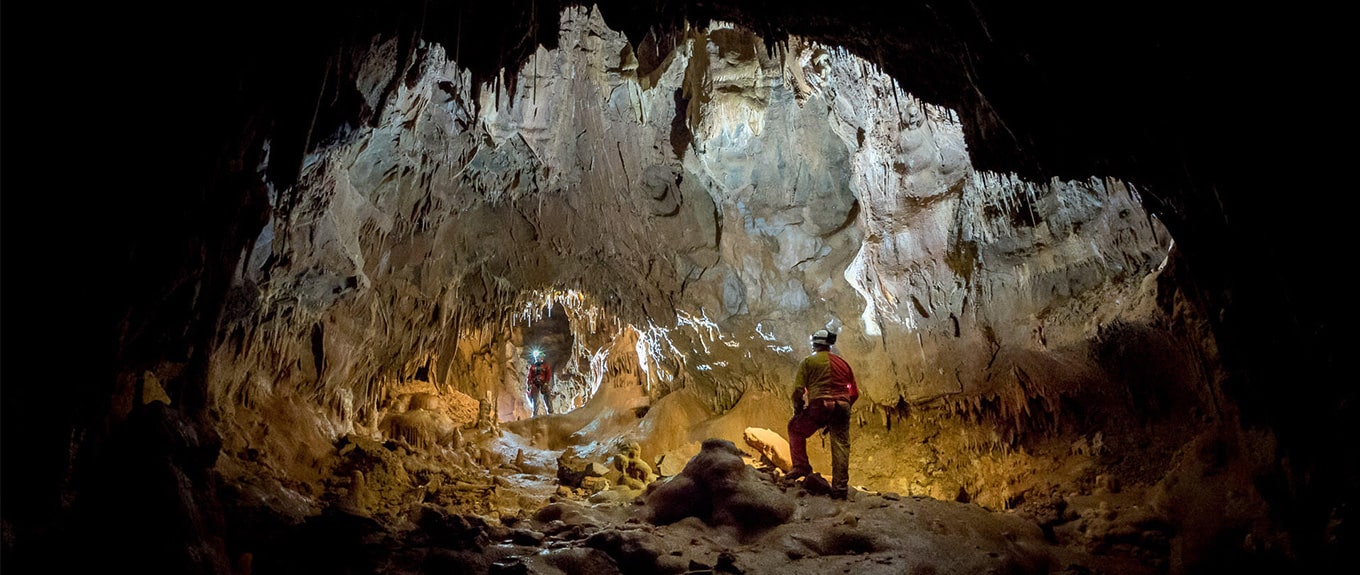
[{"xmin": 2, "ymin": 1, "xmax": 1350, "ymax": 574}]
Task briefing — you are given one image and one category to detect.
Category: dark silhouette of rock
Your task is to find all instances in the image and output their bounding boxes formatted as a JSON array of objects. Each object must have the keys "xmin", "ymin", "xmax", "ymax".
[{"xmin": 642, "ymin": 439, "xmax": 794, "ymax": 538}]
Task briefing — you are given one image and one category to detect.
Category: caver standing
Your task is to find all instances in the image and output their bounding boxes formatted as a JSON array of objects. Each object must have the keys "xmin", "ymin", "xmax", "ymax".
[
  {"xmin": 527, "ymin": 350, "xmax": 554, "ymax": 416},
  {"xmin": 786, "ymin": 329, "xmax": 859, "ymax": 499}
]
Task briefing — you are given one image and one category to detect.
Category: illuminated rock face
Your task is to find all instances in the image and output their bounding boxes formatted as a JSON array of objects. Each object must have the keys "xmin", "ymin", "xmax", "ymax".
[
  {"xmin": 201, "ymin": 6, "xmax": 1197, "ymax": 515},
  {"xmin": 210, "ymin": 6, "xmax": 1173, "ymax": 416},
  {"xmin": 191, "ymin": 6, "xmax": 1213, "ymax": 530}
]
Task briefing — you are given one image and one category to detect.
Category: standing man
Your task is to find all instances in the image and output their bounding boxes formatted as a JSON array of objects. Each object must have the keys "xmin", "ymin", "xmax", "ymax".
[
  {"xmin": 527, "ymin": 350, "xmax": 554, "ymax": 416},
  {"xmin": 787, "ymin": 329, "xmax": 859, "ymax": 499}
]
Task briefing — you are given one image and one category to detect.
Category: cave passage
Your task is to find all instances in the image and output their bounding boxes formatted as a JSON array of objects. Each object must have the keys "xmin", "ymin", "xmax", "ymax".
[
  {"xmin": 3, "ymin": 2, "xmax": 1348, "ymax": 574},
  {"xmin": 68, "ymin": 8, "xmax": 1183, "ymax": 564},
  {"xmin": 189, "ymin": 11, "xmax": 1196, "ymax": 572}
]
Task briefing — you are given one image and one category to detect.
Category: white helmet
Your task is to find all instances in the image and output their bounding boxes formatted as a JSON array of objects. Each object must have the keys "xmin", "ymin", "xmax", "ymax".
[{"xmin": 811, "ymin": 329, "xmax": 837, "ymax": 345}]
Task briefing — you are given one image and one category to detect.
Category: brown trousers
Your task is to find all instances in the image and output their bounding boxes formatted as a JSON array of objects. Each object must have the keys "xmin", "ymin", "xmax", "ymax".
[{"xmin": 788, "ymin": 397, "xmax": 852, "ymax": 492}]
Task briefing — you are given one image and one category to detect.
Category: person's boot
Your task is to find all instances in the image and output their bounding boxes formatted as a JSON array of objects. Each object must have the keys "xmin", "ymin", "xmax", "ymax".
[
  {"xmin": 784, "ymin": 466, "xmax": 812, "ymax": 482},
  {"xmin": 802, "ymin": 473, "xmax": 832, "ymax": 494}
]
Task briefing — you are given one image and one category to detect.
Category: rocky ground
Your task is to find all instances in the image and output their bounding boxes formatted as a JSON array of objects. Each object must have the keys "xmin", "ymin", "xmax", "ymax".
[{"xmin": 221, "ymin": 420, "xmax": 1179, "ymax": 575}]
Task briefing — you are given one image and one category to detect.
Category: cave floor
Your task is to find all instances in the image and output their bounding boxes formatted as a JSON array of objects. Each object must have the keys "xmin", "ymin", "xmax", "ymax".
[{"xmin": 323, "ymin": 427, "xmax": 1164, "ymax": 575}]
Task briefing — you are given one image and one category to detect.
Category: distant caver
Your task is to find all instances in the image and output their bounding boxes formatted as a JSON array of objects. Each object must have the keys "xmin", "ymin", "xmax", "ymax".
[{"xmin": 527, "ymin": 349, "xmax": 554, "ymax": 417}]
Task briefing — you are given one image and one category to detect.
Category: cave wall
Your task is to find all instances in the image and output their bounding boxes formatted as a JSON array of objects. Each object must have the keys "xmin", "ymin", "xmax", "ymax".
[
  {"xmin": 203, "ymin": 5, "xmax": 1178, "ymax": 437},
  {"xmin": 184, "ymin": 6, "xmax": 1208, "ymax": 522}
]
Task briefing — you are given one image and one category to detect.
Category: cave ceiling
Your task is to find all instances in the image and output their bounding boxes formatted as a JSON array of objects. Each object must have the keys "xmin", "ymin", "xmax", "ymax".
[
  {"xmin": 181, "ymin": 2, "xmax": 1184, "ymax": 427},
  {"xmin": 0, "ymin": 0, "xmax": 1339, "ymax": 466},
  {"xmin": 1, "ymin": 0, "xmax": 1341, "ymax": 457}
]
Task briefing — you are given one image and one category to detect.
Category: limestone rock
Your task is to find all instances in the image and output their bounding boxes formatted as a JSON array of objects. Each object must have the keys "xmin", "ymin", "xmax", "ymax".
[
  {"xmin": 557, "ymin": 447, "xmax": 610, "ymax": 488},
  {"xmin": 742, "ymin": 427, "xmax": 792, "ymax": 472},
  {"xmin": 584, "ymin": 528, "xmax": 685, "ymax": 575},
  {"xmin": 610, "ymin": 440, "xmax": 658, "ymax": 490},
  {"xmin": 642, "ymin": 438, "xmax": 794, "ymax": 538}
]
